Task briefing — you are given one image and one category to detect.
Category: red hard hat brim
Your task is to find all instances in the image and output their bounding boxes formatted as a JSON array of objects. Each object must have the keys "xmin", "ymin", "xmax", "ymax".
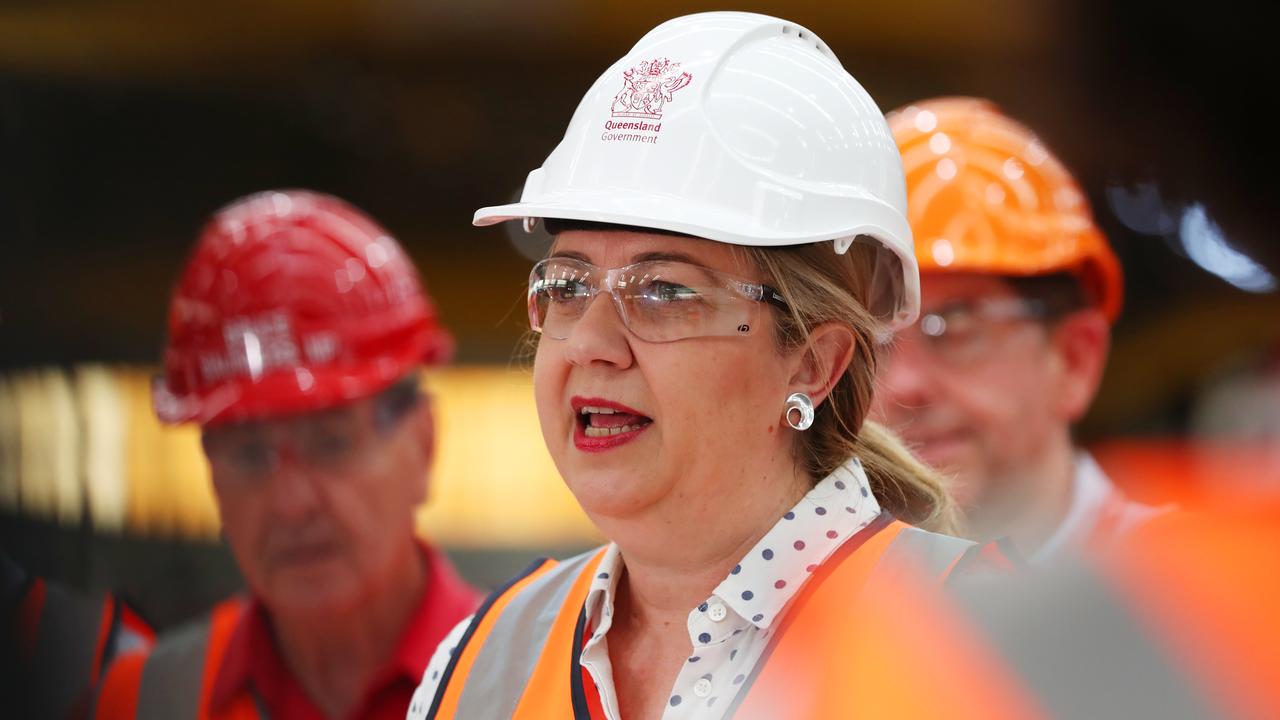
[{"xmin": 154, "ymin": 324, "xmax": 452, "ymax": 426}]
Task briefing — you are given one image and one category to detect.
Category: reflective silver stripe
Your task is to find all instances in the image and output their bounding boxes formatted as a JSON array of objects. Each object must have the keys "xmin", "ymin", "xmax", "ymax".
[
  {"xmin": 136, "ymin": 616, "xmax": 212, "ymax": 720},
  {"xmin": 868, "ymin": 526, "xmax": 974, "ymax": 587},
  {"xmin": 951, "ymin": 562, "xmax": 1217, "ymax": 719},
  {"xmin": 449, "ymin": 549, "xmax": 601, "ymax": 719}
]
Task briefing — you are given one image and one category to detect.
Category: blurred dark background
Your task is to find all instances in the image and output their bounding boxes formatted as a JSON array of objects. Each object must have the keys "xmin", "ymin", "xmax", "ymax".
[
  {"xmin": 2, "ymin": 0, "xmax": 1276, "ymax": 433},
  {"xmin": 2, "ymin": 0, "xmax": 1277, "ymax": 626}
]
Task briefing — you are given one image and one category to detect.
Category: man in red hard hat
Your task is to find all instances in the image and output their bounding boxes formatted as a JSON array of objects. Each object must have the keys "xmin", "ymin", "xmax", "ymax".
[
  {"xmin": 874, "ymin": 99, "xmax": 1162, "ymax": 562},
  {"xmin": 95, "ymin": 190, "xmax": 480, "ymax": 719}
]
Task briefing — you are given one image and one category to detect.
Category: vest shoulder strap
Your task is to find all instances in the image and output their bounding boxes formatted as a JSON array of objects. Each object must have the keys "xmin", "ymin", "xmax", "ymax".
[
  {"xmin": 131, "ymin": 598, "xmax": 247, "ymax": 720},
  {"xmin": 426, "ymin": 555, "xmax": 562, "ymax": 720},
  {"xmin": 429, "ymin": 548, "xmax": 607, "ymax": 720},
  {"xmin": 29, "ymin": 580, "xmax": 110, "ymax": 717},
  {"xmin": 733, "ymin": 515, "xmax": 977, "ymax": 718},
  {"xmin": 873, "ymin": 525, "xmax": 980, "ymax": 586},
  {"xmin": 511, "ymin": 549, "xmax": 608, "ymax": 719}
]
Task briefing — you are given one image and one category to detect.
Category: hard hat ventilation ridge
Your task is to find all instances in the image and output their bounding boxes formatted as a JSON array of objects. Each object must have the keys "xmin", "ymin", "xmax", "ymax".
[{"xmin": 780, "ymin": 24, "xmax": 835, "ymax": 60}]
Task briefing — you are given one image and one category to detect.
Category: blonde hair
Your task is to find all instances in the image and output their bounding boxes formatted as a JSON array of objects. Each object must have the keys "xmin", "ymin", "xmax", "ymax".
[{"xmin": 741, "ymin": 242, "xmax": 961, "ymax": 535}]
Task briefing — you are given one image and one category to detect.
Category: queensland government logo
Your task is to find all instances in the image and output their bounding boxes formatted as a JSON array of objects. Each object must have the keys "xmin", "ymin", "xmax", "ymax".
[{"xmin": 601, "ymin": 57, "xmax": 691, "ymax": 145}]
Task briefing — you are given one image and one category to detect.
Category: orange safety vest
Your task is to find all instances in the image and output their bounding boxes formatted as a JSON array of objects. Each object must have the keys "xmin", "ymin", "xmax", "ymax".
[
  {"xmin": 425, "ymin": 513, "xmax": 997, "ymax": 719},
  {"xmin": 95, "ymin": 598, "xmax": 262, "ymax": 720},
  {"xmin": 839, "ymin": 508, "xmax": 1280, "ymax": 719},
  {"xmin": 12, "ymin": 576, "xmax": 154, "ymax": 719}
]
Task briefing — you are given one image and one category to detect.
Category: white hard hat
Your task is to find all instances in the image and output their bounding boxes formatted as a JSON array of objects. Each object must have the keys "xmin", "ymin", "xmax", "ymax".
[{"xmin": 475, "ymin": 11, "xmax": 919, "ymax": 328}]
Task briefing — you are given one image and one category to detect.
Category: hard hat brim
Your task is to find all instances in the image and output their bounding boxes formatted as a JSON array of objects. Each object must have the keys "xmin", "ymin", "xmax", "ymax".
[
  {"xmin": 475, "ymin": 191, "xmax": 920, "ymax": 328},
  {"xmin": 153, "ymin": 325, "xmax": 451, "ymax": 427}
]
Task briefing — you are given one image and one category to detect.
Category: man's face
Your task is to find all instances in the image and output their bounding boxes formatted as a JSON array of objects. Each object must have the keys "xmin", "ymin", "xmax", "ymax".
[
  {"xmin": 203, "ymin": 388, "xmax": 432, "ymax": 616},
  {"xmin": 872, "ymin": 274, "xmax": 1067, "ymax": 509}
]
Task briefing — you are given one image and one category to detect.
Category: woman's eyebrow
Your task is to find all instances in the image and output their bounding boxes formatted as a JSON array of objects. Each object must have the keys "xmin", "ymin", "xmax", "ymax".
[
  {"xmin": 631, "ymin": 251, "xmax": 701, "ymax": 264},
  {"xmin": 546, "ymin": 250, "xmax": 592, "ymax": 263}
]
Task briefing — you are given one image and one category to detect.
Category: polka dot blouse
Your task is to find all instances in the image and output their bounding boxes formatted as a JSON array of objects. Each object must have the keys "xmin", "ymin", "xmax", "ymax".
[{"xmin": 408, "ymin": 456, "xmax": 881, "ymax": 720}]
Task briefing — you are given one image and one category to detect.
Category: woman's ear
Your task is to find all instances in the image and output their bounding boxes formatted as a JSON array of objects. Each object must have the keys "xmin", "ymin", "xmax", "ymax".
[{"xmin": 787, "ymin": 322, "xmax": 857, "ymax": 407}]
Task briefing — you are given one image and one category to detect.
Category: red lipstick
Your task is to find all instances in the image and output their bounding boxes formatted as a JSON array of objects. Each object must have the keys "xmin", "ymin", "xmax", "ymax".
[{"xmin": 570, "ymin": 396, "xmax": 652, "ymax": 452}]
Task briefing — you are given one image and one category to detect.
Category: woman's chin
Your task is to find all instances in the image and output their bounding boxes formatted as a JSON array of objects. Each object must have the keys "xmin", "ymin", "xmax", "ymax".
[{"xmin": 566, "ymin": 471, "xmax": 668, "ymax": 522}]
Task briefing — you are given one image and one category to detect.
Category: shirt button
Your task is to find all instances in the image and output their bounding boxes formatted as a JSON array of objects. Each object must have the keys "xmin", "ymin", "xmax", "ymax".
[
  {"xmin": 694, "ymin": 678, "xmax": 713, "ymax": 698},
  {"xmin": 708, "ymin": 603, "xmax": 728, "ymax": 622}
]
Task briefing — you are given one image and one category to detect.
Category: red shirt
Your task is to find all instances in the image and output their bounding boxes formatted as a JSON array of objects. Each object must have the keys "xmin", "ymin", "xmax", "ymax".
[{"xmin": 209, "ymin": 543, "xmax": 481, "ymax": 720}]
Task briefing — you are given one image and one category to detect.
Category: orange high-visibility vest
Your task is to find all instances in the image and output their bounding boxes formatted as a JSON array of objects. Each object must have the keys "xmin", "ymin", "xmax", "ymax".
[
  {"xmin": 95, "ymin": 598, "xmax": 261, "ymax": 720},
  {"xmin": 12, "ymin": 576, "xmax": 154, "ymax": 719},
  {"xmin": 425, "ymin": 513, "xmax": 999, "ymax": 719},
  {"xmin": 843, "ymin": 508, "xmax": 1280, "ymax": 719}
]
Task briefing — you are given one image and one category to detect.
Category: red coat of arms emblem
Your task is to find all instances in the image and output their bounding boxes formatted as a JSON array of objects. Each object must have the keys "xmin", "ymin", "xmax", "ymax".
[{"xmin": 611, "ymin": 58, "xmax": 692, "ymax": 120}]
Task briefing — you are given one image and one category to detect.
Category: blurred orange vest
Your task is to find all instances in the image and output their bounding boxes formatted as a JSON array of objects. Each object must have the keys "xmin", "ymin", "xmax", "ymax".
[
  {"xmin": 11, "ymin": 575, "xmax": 154, "ymax": 719},
  {"xmin": 844, "ymin": 507, "xmax": 1280, "ymax": 719},
  {"xmin": 94, "ymin": 598, "xmax": 259, "ymax": 720}
]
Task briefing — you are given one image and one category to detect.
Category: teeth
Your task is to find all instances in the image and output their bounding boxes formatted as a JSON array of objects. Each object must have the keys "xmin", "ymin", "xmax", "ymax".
[
  {"xmin": 583, "ymin": 424, "xmax": 644, "ymax": 438},
  {"xmin": 579, "ymin": 406, "xmax": 617, "ymax": 415}
]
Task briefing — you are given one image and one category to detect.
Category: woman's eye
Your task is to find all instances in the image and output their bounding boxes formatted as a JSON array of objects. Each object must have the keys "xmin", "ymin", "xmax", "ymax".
[
  {"xmin": 539, "ymin": 279, "xmax": 588, "ymax": 302},
  {"xmin": 646, "ymin": 281, "xmax": 699, "ymax": 303}
]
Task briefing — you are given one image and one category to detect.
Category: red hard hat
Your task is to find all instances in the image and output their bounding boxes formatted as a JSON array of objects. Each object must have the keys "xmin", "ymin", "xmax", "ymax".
[{"xmin": 154, "ymin": 190, "xmax": 453, "ymax": 426}]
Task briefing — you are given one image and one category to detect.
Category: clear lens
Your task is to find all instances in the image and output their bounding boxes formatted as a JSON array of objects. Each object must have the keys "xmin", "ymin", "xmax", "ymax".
[
  {"xmin": 621, "ymin": 261, "xmax": 760, "ymax": 341},
  {"xmin": 890, "ymin": 298, "xmax": 1046, "ymax": 368},
  {"xmin": 528, "ymin": 258, "xmax": 768, "ymax": 342},
  {"xmin": 203, "ymin": 407, "xmax": 366, "ymax": 483},
  {"xmin": 529, "ymin": 259, "xmax": 596, "ymax": 339}
]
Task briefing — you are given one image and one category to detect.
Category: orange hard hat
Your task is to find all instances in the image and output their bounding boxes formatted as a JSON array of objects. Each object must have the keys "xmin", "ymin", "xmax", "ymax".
[{"xmin": 889, "ymin": 97, "xmax": 1123, "ymax": 322}]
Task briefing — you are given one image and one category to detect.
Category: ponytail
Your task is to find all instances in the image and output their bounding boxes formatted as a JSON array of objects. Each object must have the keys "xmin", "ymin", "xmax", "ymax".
[{"xmin": 742, "ymin": 242, "xmax": 960, "ymax": 535}]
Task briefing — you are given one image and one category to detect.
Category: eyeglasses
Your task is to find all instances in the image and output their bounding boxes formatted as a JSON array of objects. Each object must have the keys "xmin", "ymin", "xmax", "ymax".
[
  {"xmin": 888, "ymin": 297, "xmax": 1050, "ymax": 367},
  {"xmin": 202, "ymin": 386, "xmax": 420, "ymax": 484},
  {"xmin": 528, "ymin": 256, "xmax": 789, "ymax": 343}
]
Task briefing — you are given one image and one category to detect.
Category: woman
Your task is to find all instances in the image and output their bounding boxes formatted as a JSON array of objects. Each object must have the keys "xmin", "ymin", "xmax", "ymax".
[{"xmin": 410, "ymin": 12, "xmax": 1003, "ymax": 720}]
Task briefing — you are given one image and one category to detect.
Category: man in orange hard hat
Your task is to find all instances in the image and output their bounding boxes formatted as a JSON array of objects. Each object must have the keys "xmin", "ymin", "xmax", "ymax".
[
  {"xmin": 874, "ymin": 98, "xmax": 1162, "ymax": 561},
  {"xmin": 94, "ymin": 190, "xmax": 481, "ymax": 719}
]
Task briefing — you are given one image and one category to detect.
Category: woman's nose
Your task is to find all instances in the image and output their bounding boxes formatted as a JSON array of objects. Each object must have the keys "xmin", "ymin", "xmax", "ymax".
[{"xmin": 563, "ymin": 292, "xmax": 635, "ymax": 370}]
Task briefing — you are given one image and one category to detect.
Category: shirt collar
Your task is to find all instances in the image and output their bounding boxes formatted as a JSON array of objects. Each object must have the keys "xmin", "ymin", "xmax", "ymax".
[
  {"xmin": 1031, "ymin": 451, "xmax": 1114, "ymax": 562},
  {"xmin": 580, "ymin": 456, "xmax": 882, "ymax": 641},
  {"xmin": 713, "ymin": 456, "xmax": 881, "ymax": 629},
  {"xmin": 582, "ymin": 544, "xmax": 624, "ymax": 643},
  {"xmin": 210, "ymin": 542, "xmax": 480, "ymax": 715},
  {"xmin": 208, "ymin": 599, "xmax": 279, "ymax": 713}
]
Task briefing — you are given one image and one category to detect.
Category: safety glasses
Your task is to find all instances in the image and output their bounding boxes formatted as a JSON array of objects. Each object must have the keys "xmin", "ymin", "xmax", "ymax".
[
  {"xmin": 887, "ymin": 297, "xmax": 1051, "ymax": 368},
  {"xmin": 528, "ymin": 256, "xmax": 789, "ymax": 343},
  {"xmin": 201, "ymin": 381, "xmax": 421, "ymax": 485}
]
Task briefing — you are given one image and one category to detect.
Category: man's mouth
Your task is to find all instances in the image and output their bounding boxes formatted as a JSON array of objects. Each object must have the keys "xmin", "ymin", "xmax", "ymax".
[
  {"xmin": 272, "ymin": 540, "xmax": 338, "ymax": 567},
  {"xmin": 907, "ymin": 429, "xmax": 970, "ymax": 464}
]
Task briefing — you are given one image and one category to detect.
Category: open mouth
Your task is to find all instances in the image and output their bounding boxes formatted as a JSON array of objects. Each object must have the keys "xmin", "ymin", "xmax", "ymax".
[
  {"xmin": 578, "ymin": 405, "xmax": 653, "ymax": 436},
  {"xmin": 571, "ymin": 397, "xmax": 653, "ymax": 449}
]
